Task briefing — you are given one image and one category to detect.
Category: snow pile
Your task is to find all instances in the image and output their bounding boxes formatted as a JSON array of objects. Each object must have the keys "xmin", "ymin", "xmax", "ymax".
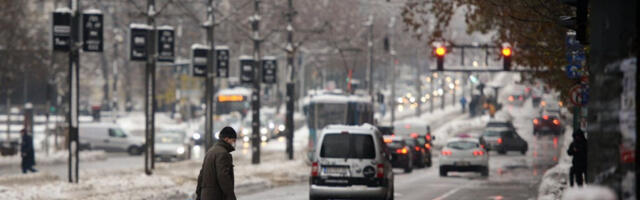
[
  {"xmin": 537, "ymin": 127, "xmax": 573, "ymax": 200},
  {"xmin": 432, "ymin": 115, "xmax": 490, "ymax": 148},
  {"xmin": 0, "ymin": 150, "xmax": 107, "ymax": 168},
  {"xmin": 561, "ymin": 186, "xmax": 617, "ymax": 200}
]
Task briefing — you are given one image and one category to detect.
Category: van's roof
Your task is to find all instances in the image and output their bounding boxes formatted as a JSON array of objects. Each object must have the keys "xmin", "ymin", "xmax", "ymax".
[{"xmin": 322, "ymin": 123, "xmax": 377, "ymax": 134}]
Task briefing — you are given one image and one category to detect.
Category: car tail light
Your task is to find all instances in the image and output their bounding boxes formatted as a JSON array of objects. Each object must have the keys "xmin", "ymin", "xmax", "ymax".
[
  {"xmin": 426, "ymin": 134, "xmax": 432, "ymax": 142},
  {"xmin": 497, "ymin": 138, "xmax": 503, "ymax": 144},
  {"xmin": 543, "ymin": 115, "xmax": 549, "ymax": 120},
  {"xmin": 473, "ymin": 150, "xmax": 484, "ymax": 156},
  {"xmin": 508, "ymin": 96, "xmax": 514, "ymax": 102},
  {"xmin": 533, "ymin": 119, "xmax": 539, "ymax": 125},
  {"xmin": 396, "ymin": 147, "xmax": 408, "ymax": 154},
  {"xmin": 311, "ymin": 162, "xmax": 319, "ymax": 177},
  {"xmin": 441, "ymin": 150, "xmax": 452, "ymax": 156},
  {"xmin": 376, "ymin": 164, "xmax": 384, "ymax": 178},
  {"xmin": 553, "ymin": 119, "xmax": 560, "ymax": 125},
  {"xmin": 415, "ymin": 146, "xmax": 421, "ymax": 151},
  {"xmin": 425, "ymin": 143, "xmax": 432, "ymax": 149},
  {"xmin": 410, "ymin": 133, "xmax": 418, "ymax": 138},
  {"xmin": 480, "ymin": 144, "xmax": 485, "ymax": 149},
  {"xmin": 384, "ymin": 138, "xmax": 392, "ymax": 143}
]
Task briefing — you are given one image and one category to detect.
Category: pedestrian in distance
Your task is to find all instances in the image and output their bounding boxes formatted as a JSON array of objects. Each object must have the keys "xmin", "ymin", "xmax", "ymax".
[
  {"xmin": 20, "ymin": 129, "xmax": 37, "ymax": 174},
  {"xmin": 460, "ymin": 96, "xmax": 467, "ymax": 113},
  {"xmin": 567, "ymin": 129, "xmax": 587, "ymax": 187},
  {"xmin": 195, "ymin": 126, "xmax": 238, "ymax": 200}
]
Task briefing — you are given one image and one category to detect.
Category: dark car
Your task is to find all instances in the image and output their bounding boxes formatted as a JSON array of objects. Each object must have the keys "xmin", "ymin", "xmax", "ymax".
[
  {"xmin": 486, "ymin": 120, "xmax": 516, "ymax": 131},
  {"xmin": 408, "ymin": 134, "xmax": 431, "ymax": 168},
  {"xmin": 414, "ymin": 133, "xmax": 434, "ymax": 167},
  {"xmin": 479, "ymin": 127, "xmax": 528, "ymax": 155},
  {"xmin": 533, "ymin": 115, "xmax": 565, "ymax": 135},
  {"xmin": 384, "ymin": 136, "xmax": 413, "ymax": 173}
]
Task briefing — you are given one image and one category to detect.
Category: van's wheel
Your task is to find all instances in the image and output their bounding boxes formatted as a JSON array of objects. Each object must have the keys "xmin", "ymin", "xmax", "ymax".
[{"xmin": 128, "ymin": 146, "xmax": 142, "ymax": 155}]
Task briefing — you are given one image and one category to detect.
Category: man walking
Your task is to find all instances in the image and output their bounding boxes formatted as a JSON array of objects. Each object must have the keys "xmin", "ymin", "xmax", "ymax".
[
  {"xmin": 567, "ymin": 129, "xmax": 587, "ymax": 187},
  {"xmin": 20, "ymin": 129, "xmax": 37, "ymax": 173},
  {"xmin": 196, "ymin": 126, "xmax": 237, "ymax": 200}
]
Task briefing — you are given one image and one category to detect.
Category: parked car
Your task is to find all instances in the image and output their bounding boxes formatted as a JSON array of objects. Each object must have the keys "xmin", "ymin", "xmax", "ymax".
[
  {"xmin": 479, "ymin": 127, "xmax": 528, "ymax": 155},
  {"xmin": 384, "ymin": 135, "xmax": 413, "ymax": 172},
  {"xmin": 310, "ymin": 124, "xmax": 394, "ymax": 200},
  {"xmin": 439, "ymin": 137, "xmax": 489, "ymax": 177},
  {"xmin": 533, "ymin": 114, "xmax": 565, "ymax": 135},
  {"xmin": 154, "ymin": 131, "xmax": 190, "ymax": 162},
  {"xmin": 78, "ymin": 123, "xmax": 145, "ymax": 155}
]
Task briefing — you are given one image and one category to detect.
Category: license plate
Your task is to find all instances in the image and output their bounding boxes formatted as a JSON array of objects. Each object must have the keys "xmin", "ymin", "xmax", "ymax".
[
  {"xmin": 323, "ymin": 167, "xmax": 349, "ymax": 176},
  {"xmin": 542, "ymin": 127, "xmax": 550, "ymax": 131},
  {"xmin": 454, "ymin": 161, "xmax": 470, "ymax": 166}
]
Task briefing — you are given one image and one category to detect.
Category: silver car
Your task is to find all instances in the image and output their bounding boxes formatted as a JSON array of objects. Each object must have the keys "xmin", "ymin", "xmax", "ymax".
[
  {"xmin": 154, "ymin": 131, "xmax": 190, "ymax": 162},
  {"xmin": 309, "ymin": 124, "xmax": 394, "ymax": 200}
]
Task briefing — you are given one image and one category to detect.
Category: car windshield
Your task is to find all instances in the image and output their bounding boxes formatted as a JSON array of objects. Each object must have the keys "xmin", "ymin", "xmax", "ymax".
[
  {"xmin": 487, "ymin": 122, "xmax": 510, "ymax": 128},
  {"xmin": 320, "ymin": 134, "xmax": 375, "ymax": 159},
  {"xmin": 405, "ymin": 139, "xmax": 417, "ymax": 146},
  {"xmin": 446, "ymin": 141, "xmax": 479, "ymax": 150},
  {"xmin": 156, "ymin": 134, "xmax": 182, "ymax": 144},
  {"xmin": 417, "ymin": 137, "xmax": 426, "ymax": 145},
  {"xmin": 386, "ymin": 140, "xmax": 404, "ymax": 149},
  {"xmin": 483, "ymin": 130, "xmax": 503, "ymax": 137}
]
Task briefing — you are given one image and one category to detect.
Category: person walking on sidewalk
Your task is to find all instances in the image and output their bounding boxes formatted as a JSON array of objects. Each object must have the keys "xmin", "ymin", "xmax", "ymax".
[
  {"xmin": 460, "ymin": 96, "xmax": 467, "ymax": 113},
  {"xmin": 20, "ymin": 129, "xmax": 37, "ymax": 173},
  {"xmin": 567, "ymin": 129, "xmax": 587, "ymax": 187},
  {"xmin": 195, "ymin": 127, "xmax": 237, "ymax": 200}
]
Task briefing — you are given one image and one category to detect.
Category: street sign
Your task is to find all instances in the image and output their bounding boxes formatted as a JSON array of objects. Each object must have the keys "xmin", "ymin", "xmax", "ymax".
[
  {"xmin": 262, "ymin": 56, "xmax": 277, "ymax": 84},
  {"xmin": 52, "ymin": 8, "xmax": 72, "ymax": 52},
  {"xmin": 191, "ymin": 44, "xmax": 209, "ymax": 77},
  {"xmin": 130, "ymin": 24, "xmax": 151, "ymax": 61},
  {"xmin": 239, "ymin": 56, "xmax": 254, "ymax": 84},
  {"xmin": 82, "ymin": 9, "xmax": 103, "ymax": 52},
  {"xmin": 215, "ymin": 46, "xmax": 230, "ymax": 78},
  {"xmin": 565, "ymin": 65, "xmax": 581, "ymax": 79},
  {"xmin": 569, "ymin": 84, "xmax": 589, "ymax": 106},
  {"xmin": 157, "ymin": 26, "xmax": 175, "ymax": 62}
]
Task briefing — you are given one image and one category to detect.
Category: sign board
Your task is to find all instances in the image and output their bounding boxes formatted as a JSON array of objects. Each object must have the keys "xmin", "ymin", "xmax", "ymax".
[
  {"xmin": 215, "ymin": 46, "xmax": 230, "ymax": 78},
  {"xmin": 82, "ymin": 10, "xmax": 103, "ymax": 52},
  {"xmin": 569, "ymin": 84, "xmax": 589, "ymax": 106},
  {"xmin": 262, "ymin": 57, "xmax": 277, "ymax": 84},
  {"xmin": 191, "ymin": 44, "xmax": 209, "ymax": 77},
  {"xmin": 157, "ymin": 26, "xmax": 175, "ymax": 62},
  {"xmin": 239, "ymin": 56, "xmax": 254, "ymax": 84},
  {"xmin": 565, "ymin": 65, "xmax": 581, "ymax": 79},
  {"xmin": 52, "ymin": 8, "xmax": 72, "ymax": 52},
  {"xmin": 129, "ymin": 24, "xmax": 151, "ymax": 61}
]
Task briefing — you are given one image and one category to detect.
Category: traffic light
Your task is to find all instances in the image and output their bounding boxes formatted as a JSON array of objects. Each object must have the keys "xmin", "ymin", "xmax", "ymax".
[
  {"xmin": 434, "ymin": 46, "xmax": 446, "ymax": 71},
  {"xmin": 560, "ymin": 0, "xmax": 588, "ymax": 44},
  {"xmin": 501, "ymin": 43, "xmax": 512, "ymax": 71}
]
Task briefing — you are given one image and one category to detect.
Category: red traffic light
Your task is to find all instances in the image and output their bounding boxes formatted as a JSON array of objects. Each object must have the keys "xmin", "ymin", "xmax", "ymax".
[
  {"xmin": 501, "ymin": 47, "xmax": 512, "ymax": 57},
  {"xmin": 434, "ymin": 47, "xmax": 446, "ymax": 57}
]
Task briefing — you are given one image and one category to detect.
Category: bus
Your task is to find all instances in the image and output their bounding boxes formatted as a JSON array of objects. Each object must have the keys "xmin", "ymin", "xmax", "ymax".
[
  {"xmin": 303, "ymin": 92, "xmax": 374, "ymax": 160},
  {"xmin": 216, "ymin": 87, "xmax": 252, "ymax": 117}
]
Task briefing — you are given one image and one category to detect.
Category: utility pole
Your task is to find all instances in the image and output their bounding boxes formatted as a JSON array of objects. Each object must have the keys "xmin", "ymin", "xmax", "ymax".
[
  {"xmin": 440, "ymin": 77, "xmax": 445, "ymax": 110},
  {"xmin": 204, "ymin": 0, "xmax": 217, "ymax": 151},
  {"xmin": 388, "ymin": 17, "xmax": 396, "ymax": 125},
  {"xmin": 144, "ymin": 0, "xmax": 157, "ymax": 175},
  {"xmin": 284, "ymin": 0, "xmax": 295, "ymax": 160},
  {"xmin": 250, "ymin": 0, "xmax": 262, "ymax": 164},
  {"xmin": 68, "ymin": 0, "xmax": 80, "ymax": 183},
  {"xmin": 366, "ymin": 15, "xmax": 374, "ymax": 103},
  {"xmin": 414, "ymin": 48, "xmax": 421, "ymax": 117},
  {"xmin": 430, "ymin": 74, "xmax": 433, "ymax": 113}
]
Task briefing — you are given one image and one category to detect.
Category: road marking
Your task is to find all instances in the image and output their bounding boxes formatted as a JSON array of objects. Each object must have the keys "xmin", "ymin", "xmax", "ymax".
[{"xmin": 432, "ymin": 187, "xmax": 463, "ymax": 200}]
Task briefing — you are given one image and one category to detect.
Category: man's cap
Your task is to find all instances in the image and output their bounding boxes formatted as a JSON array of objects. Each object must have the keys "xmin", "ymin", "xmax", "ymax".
[{"xmin": 219, "ymin": 126, "xmax": 237, "ymax": 139}]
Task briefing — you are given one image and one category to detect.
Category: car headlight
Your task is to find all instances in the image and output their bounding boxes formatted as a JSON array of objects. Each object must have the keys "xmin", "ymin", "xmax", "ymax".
[
  {"xmin": 268, "ymin": 122, "xmax": 275, "ymax": 129},
  {"xmin": 176, "ymin": 147, "xmax": 185, "ymax": 154},
  {"xmin": 242, "ymin": 129, "xmax": 250, "ymax": 136},
  {"xmin": 278, "ymin": 124, "xmax": 285, "ymax": 132},
  {"xmin": 261, "ymin": 135, "xmax": 267, "ymax": 142},
  {"xmin": 243, "ymin": 136, "xmax": 250, "ymax": 142},
  {"xmin": 192, "ymin": 133, "xmax": 201, "ymax": 140},
  {"xmin": 260, "ymin": 128, "xmax": 268, "ymax": 135}
]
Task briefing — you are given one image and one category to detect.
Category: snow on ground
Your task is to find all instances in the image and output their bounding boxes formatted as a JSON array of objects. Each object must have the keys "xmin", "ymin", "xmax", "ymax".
[
  {"xmin": 0, "ymin": 150, "xmax": 107, "ymax": 168},
  {"xmin": 562, "ymin": 186, "xmax": 617, "ymax": 200}
]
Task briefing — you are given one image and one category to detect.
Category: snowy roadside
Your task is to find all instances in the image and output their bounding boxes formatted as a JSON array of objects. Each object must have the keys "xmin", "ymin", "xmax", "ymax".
[
  {"xmin": 536, "ymin": 126, "xmax": 573, "ymax": 200},
  {"xmin": 0, "ymin": 150, "xmax": 107, "ymax": 169}
]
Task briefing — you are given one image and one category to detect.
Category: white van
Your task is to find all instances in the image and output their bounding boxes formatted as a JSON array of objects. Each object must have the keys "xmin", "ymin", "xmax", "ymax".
[{"xmin": 79, "ymin": 123, "xmax": 145, "ymax": 155}]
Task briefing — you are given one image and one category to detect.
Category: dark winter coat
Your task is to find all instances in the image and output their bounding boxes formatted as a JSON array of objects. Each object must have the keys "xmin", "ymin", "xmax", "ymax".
[
  {"xmin": 196, "ymin": 141, "xmax": 236, "ymax": 200},
  {"xmin": 21, "ymin": 134, "xmax": 36, "ymax": 169},
  {"xmin": 567, "ymin": 137, "xmax": 587, "ymax": 169}
]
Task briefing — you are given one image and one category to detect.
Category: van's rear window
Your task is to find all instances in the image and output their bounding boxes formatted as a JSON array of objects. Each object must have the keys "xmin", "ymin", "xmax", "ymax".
[{"xmin": 320, "ymin": 134, "xmax": 375, "ymax": 159}]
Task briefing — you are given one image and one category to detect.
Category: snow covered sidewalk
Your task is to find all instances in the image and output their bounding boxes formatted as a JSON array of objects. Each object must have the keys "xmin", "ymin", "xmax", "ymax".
[{"xmin": 0, "ymin": 150, "xmax": 107, "ymax": 169}]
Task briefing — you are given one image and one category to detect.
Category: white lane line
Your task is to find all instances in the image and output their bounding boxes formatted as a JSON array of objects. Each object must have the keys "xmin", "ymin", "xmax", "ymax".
[{"xmin": 432, "ymin": 187, "xmax": 463, "ymax": 200}]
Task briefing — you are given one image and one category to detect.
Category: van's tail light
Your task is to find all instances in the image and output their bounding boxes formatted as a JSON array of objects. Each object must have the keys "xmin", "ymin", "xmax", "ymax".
[
  {"xmin": 497, "ymin": 138, "xmax": 503, "ymax": 144},
  {"xmin": 553, "ymin": 119, "xmax": 560, "ymax": 125},
  {"xmin": 396, "ymin": 147, "xmax": 408, "ymax": 154},
  {"xmin": 473, "ymin": 150, "xmax": 484, "ymax": 156},
  {"xmin": 441, "ymin": 150, "xmax": 452, "ymax": 156},
  {"xmin": 376, "ymin": 164, "xmax": 384, "ymax": 178},
  {"xmin": 425, "ymin": 143, "xmax": 432, "ymax": 149},
  {"xmin": 311, "ymin": 162, "xmax": 319, "ymax": 177},
  {"xmin": 533, "ymin": 119, "xmax": 539, "ymax": 125}
]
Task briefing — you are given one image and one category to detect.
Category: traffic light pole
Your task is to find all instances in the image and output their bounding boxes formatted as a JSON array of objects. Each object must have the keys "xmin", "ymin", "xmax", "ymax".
[
  {"xmin": 144, "ymin": 0, "xmax": 157, "ymax": 175},
  {"xmin": 67, "ymin": 0, "xmax": 80, "ymax": 183},
  {"xmin": 285, "ymin": 0, "xmax": 295, "ymax": 160},
  {"xmin": 251, "ymin": 0, "xmax": 262, "ymax": 164},
  {"xmin": 204, "ymin": 0, "xmax": 217, "ymax": 151}
]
